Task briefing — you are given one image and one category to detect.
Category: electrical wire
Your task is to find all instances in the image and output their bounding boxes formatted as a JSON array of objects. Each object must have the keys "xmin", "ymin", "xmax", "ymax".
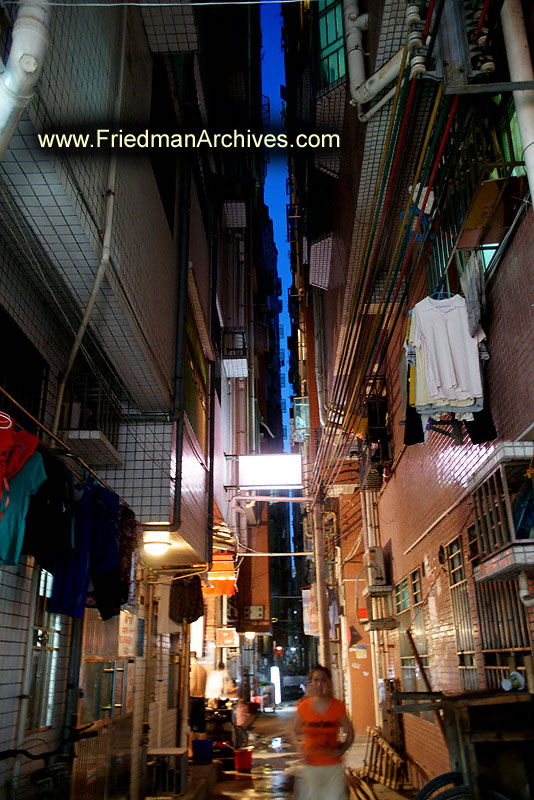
[
  {"xmin": 21, "ymin": 0, "xmax": 312, "ymax": 7},
  {"xmin": 312, "ymin": 77, "xmax": 442, "ymax": 497}
]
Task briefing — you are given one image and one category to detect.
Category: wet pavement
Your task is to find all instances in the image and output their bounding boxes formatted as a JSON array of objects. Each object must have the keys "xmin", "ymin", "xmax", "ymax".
[
  {"xmin": 208, "ymin": 705, "xmax": 299, "ymax": 800},
  {"xmin": 206, "ymin": 704, "xmax": 413, "ymax": 800}
]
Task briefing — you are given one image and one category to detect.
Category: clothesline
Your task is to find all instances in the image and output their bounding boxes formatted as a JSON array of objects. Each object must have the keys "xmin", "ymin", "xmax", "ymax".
[{"xmin": 0, "ymin": 383, "xmax": 120, "ymax": 497}]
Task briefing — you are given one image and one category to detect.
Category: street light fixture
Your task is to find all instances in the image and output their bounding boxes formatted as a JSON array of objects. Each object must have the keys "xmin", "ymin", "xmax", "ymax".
[{"xmin": 143, "ymin": 530, "xmax": 171, "ymax": 556}]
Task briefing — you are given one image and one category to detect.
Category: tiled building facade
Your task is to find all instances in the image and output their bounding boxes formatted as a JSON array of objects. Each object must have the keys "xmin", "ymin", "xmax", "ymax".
[
  {"xmin": 0, "ymin": 1, "xmax": 283, "ymax": 798},
  {"xmin": 284, "ymin": 0, "xmax": 534, "ymax": 793}
]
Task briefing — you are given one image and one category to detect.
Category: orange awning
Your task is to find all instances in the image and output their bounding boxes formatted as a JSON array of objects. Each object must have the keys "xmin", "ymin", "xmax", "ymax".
[{"xmin": 202, "ymin": 552, "xmax": 236, "ymax": 596}]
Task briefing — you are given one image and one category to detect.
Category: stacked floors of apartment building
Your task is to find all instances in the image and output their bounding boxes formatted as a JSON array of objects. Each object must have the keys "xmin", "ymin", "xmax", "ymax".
[
  {"xmin": 0, "ymin": 2, "xmax": 284, "ymax": 799},
  {"xmin": 284, "ymin": 0, "xmax": 534, "ymax": 796}
]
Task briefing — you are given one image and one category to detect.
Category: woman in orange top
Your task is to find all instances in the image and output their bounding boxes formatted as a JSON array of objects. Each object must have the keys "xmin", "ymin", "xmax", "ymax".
[{"xmin": 291, "ymin": 665, "xmax": 354, "ymax": 800}]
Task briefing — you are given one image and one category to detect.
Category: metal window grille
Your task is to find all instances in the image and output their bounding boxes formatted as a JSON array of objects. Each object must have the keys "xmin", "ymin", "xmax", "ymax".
[
  {"xmin": 447, "ymin": 538, "xmax": 478, "ymax": 691},
  {"xmin": 474, "ymin": 577, "xmax": 530, "ymax": 690},
  {"xmin": 467, "ymin": 459, "xmax": 532, "ymax": 563}
]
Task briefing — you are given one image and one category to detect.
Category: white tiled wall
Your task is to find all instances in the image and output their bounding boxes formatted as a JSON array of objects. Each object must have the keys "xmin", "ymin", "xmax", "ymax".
[{"xmin": 0, "ymin": 561, "xmax": 71, "ymax": 797}]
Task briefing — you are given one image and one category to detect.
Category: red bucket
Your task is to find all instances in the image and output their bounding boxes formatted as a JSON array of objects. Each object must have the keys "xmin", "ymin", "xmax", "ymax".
[{"xmin": 234, "ymin": 747, "xmax": 253, "ymax": 772}]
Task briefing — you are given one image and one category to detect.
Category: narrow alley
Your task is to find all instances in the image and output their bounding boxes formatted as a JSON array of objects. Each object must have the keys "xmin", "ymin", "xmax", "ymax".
[
  {"xmin": 187, "ymin": 706, "xmax": 411, "ymax": 800},
  {"xmin": 0, "ymin": 1, "xmax": 533, "ymax": 799}
]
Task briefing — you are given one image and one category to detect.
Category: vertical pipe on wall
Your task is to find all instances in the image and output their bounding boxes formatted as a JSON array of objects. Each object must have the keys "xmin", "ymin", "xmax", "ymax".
[
  {"xmin": 11, "ymin": 562, "xmax": 40, "ymax": 790},
  {"xmin": 179, "ymin": 621, "xmax": 190, "ymax": 748},
  {"xmin": 313, "ymin": 505, "xmax": 331, "ymax": 668},
  {"xmin": 172, "ymin": 144, "xmax": 192, "ymax": 528},
  {"xmin": 360, "ymin": 490, "xmax": 381, "ymax": 725},
  {"xmin": 501, "ymin": 0, "xmax": 534, "ymax": 200},
  {"xmin": 140, "ymin": 574, "xmax": 155, "ymax": 795},
  {"xmin": 0, "ymin": 1, "xmax": 51, "ymax": 159},
  {"xmin": 205, "ymin": 218, "xmax": 219, "ymax": 568},
  {"xmin": 51, "ymin": 7, "xmax": 127, "ymax": 437}
]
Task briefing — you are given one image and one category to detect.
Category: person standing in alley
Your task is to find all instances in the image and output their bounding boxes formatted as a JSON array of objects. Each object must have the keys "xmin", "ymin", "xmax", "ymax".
[
  {"xmin": 189, "ymin": 651, "xmax": 207, "ymax": 753},
  {"xmin": 206, "ymin": 661, "xmax": 232, "ymax": 709},
  {"xmin": 291, "ymin": 665, "xmax": 354, "ymax": 800}
]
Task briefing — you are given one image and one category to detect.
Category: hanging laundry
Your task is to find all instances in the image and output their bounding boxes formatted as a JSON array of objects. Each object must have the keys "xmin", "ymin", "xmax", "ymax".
[
  {"xmin": 0, "ymin": 412, "xmax": 40, "ymax": 519},
  {"xmin": 22, "ymin": 449, "xmax": 75, "ymax": 572},
  {"xmin": 87, "ymin": 485, "xmax": 121, "ymax": 620},
  {"xmin": 459, "ymin": 250, "xmax": 486, "ymax": 337},
  {"xmin": 402, "ymin": 292, "xmax": 497, "ymax": 446},
  {"xmin": 169, "ymin": 574, "xmax": 204, "ymax": 624},
  {"xmin": 0, "ymin": 450, "xmax": 46, "ymax": 565},
  {"xmin": 48, "ymin": 478, "xmax": 94, "ymax": 619},
  {"xmin": 411, "ymin": 294, "xmax": 485, "ymax": 403},
  {"xmin": 118, "ymin": 506, "xmax": 142, "ymax": 607}
]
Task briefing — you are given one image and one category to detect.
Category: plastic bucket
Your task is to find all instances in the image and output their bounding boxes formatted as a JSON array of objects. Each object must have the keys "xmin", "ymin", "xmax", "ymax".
[
  {"xmin": 192, "ymin": 739, "xmax": 214, "ymax": 763},
  {"xmin": 234, "ymin": 747, "xmax": 253, "ymax": 772}
]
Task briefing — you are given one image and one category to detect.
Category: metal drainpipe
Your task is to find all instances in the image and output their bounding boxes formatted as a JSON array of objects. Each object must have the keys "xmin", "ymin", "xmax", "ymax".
[
  {"xmin": 179, "ymin": 620, "xmax": 191, "ymax": 748},
  {"xmin": 360, "ymin": 491, "xmax": 381, "ymax": 726},
  {"xmin": 11, "ymin": 563, "xmax": 40, "ymax": 790},
  {"xmin": 51, "ymin": 8, "xmax": 127, "ymax": 437},
  {"xmin": 343, "ymin": 0, "xmax": 403, "ymax": 119},
  {"xmin": 205, "ymin": 222, "xmax": 219, "ymax": 567},
  {"xmin": 171, "ymin": 144, "xmax": 192, "ymax": 529},
  {"xmin": 500, "ymin": 0, "xmax": 534, "ymax": 201},
  {"xmin": 313, "ymin": 504, "xmax": 331, "ymax": 668},
  {"xmin": 141, "ymin": 573, "xmax": 155, "ymax": 794},
  {"xmin": 0, "ymin": 1, "xmax": 51, "ymax": 160}
]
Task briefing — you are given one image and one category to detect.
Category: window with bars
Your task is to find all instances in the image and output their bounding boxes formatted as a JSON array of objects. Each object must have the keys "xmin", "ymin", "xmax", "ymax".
[
  {"xmin": 446, "ymin": 537, "xmax": 478, "ymax": 691},
  {"xmin": 425, "ymin": 104, "xmax": 528, "ymax": 293},
  {"xmin": 394, "ymin": 577, "xmax": 415, "ymax": 691},
  {"xmin": 27, "ymin": 570, "xmax": 61, "ymax": 730},
  {"xmin": 467, "ymin": 460, "xmax": 533, "ymax": 564}
]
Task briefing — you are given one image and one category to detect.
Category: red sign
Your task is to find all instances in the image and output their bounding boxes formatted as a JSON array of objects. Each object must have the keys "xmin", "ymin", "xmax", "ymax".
[{"xmin": 216, "ymin": 627, "xmax": 240, "ymax": 647}]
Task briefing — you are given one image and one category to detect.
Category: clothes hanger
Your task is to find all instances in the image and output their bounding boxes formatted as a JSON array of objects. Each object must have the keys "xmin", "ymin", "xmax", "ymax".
[
  {"xmin": 0, "ymin": 411, "xmax": 13, "ymax": 430},
  {"xmin": 430, "ymin": 279, "xmax": 455, "ymax": 301}
]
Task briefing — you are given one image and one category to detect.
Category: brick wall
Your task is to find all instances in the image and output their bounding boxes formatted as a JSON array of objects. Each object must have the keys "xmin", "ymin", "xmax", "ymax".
[{"xmin": 374, "ymin": 209, "xmax": 534, "ymax": 777}]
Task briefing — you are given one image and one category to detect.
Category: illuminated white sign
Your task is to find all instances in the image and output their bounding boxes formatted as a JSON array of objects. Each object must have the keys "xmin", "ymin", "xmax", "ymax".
[{"xmin": 238, "ymin": 454, "xmax": 303, "ymax": 489}]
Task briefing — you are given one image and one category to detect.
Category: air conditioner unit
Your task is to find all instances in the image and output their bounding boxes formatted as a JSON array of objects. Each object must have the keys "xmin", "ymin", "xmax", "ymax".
[{"xmin": 364, "ymin": 546, "xmax": 386, "ymax": 588}]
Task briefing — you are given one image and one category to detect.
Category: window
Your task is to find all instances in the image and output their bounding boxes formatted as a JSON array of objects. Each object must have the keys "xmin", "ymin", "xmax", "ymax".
[
  {"xmin": 27, "ymin": 570, "xmax": 61, "ymax": 730},
  {"xmin": 395, "ymin": 572, "xmax": 433, "ymax": 721},
  {"xmin": 317, "ymin": 0, "xmax": 345, "ymax": 89},
  {"xmin": 425, "ymin": 101, "xmax": 528, "ymax": 292},
  {"xmin": 467, "ymin": 460, "xmax": 533, "ymax": 563},
  {"xmin": 447, "ymin": 538, "xmax": 478, "ymax": 691},
  {"xmin": 394, "ymin": 578, "xmax": 414, "ymax": 692}
]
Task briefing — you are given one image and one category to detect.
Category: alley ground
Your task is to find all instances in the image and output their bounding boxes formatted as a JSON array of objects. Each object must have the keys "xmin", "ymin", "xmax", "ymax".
[{"xmin": 200, "ymin": 704, "xmax": 412, "ymax": 800}]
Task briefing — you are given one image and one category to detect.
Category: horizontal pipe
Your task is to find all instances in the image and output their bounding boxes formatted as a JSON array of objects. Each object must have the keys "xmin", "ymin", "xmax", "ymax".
[{"xmin": 237, "ymin": 552, "xmax": 313, "ymax": 557}]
